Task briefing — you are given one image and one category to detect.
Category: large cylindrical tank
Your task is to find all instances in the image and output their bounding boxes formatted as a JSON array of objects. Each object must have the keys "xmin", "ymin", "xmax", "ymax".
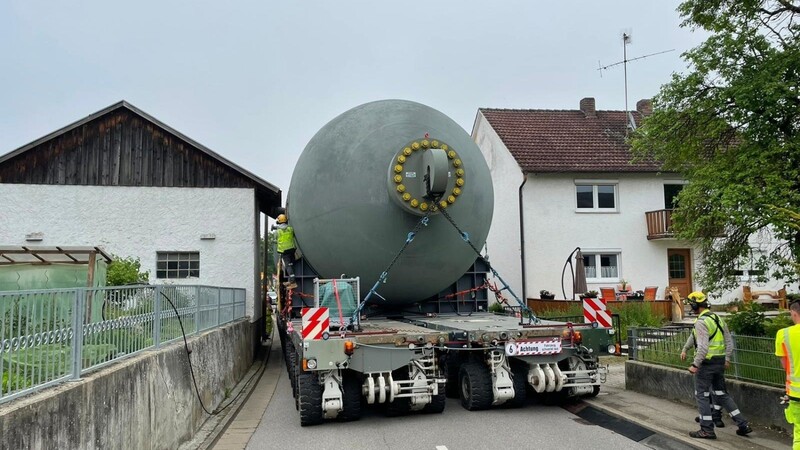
[{"xmin": 288, "ymin": 100, "xmax": 493, "ymax": 305}]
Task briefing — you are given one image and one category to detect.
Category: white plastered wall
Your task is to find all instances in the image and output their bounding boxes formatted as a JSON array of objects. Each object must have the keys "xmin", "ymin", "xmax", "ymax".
[
  {"xmin": 0, "ymin": 184, "xmax": 260, "ymax": 319},
  {"xmin": 473, "ymin": 112, "xmax": 524, "ymax": 301}
]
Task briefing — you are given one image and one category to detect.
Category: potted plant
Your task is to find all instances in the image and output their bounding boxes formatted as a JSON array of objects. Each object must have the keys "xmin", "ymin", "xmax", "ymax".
[
  {"xmin": 616, "ymin": 279, "xmax": 630, "ymax": 292},
  {"xmin": 581, "ymin": 290, "xmax": 599, "ymax": 299},
  {"xmin": 539, "ymin": 289, "xmax": 555, "ymax": 300},
  {"xmin": 628, "ymin": 290, "xmax": 645, "ymax": 301}
]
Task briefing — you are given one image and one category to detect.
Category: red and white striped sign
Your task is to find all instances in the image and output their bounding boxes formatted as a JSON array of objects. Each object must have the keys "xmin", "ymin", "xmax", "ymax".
[
  {"xmin": 583, "ymin": 297, "xmax": 612, "ymax": 328},
  {"xmin": 301, "ymin": 307, "xmax": 330, "ymax": 340}
]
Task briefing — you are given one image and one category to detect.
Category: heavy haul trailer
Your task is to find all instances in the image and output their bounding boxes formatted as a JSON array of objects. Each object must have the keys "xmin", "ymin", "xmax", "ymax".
[{"xmin": 275, "ymin": 100, "xmax": 615, "ymax": 425}]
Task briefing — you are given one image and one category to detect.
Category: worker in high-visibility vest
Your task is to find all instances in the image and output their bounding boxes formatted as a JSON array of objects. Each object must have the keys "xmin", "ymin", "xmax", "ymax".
[
  {"xmin": 776, "ymin": 300, "xmax": 800, "ymax": 449},
  {"xmin": 686, "ymin": 291, "xmax": 752, "ymax": 440},
  {"xmin": 272, "ymin": 214, "xmax": 297, "ymax": 290}
]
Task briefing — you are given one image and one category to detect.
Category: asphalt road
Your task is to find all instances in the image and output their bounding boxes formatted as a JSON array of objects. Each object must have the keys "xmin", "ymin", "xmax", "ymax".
[{"xmin": 246, "ymin": 361, "xmax": 647, "ymax": 450}]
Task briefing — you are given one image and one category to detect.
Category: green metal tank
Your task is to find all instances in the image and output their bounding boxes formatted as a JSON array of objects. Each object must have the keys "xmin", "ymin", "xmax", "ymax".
[{"xmin": 287, "ymin": 100, "xmax": 493, "ymax": 305}]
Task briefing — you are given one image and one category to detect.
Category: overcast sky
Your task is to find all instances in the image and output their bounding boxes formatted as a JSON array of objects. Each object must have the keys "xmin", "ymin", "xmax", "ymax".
[{"xmin": 1, "ymin": 1, "xmax": 705, "ymax": 196}]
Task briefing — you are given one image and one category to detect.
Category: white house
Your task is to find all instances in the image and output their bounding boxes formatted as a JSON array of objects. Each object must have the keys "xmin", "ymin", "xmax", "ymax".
[
  {"xmin": 0, "ymin": 101, "xmax": 282, "ymax": 335},
  {"xmin": 472, "ymin": 97, "xmax": 794, "ymax": 304}
]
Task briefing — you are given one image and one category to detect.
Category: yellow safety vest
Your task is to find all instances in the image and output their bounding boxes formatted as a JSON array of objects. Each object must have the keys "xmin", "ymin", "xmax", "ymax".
[
  {"xmin": 776, "ymin": 324, "xmax": 800, "ymax": 398},
  {"xmin": 693, "ymin": 310, "xmax": 725, "ymax": 359},
  {"xmin": 276, "ymin": 226, "xmax": 296, "ymax": 253}
]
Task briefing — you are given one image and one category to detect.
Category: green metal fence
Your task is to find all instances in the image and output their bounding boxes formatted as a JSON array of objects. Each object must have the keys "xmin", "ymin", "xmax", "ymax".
[
  {"xmin": 1, "ymin": 284, "xmax": 246, "ymax": 404},
  {"xmin": 628, "ymin": 326, "xmax": 784, "ymax": 388}
]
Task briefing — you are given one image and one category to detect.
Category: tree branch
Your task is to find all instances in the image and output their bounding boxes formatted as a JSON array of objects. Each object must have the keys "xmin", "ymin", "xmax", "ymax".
[{"xmin": 776, "ymin": 0, "xmax": 800, "ymax": 14}]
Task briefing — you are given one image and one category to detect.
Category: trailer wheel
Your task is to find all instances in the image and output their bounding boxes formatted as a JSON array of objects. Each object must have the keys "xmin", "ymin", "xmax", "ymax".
[
  {"xmin": 586, "ymin": 385, "xmax": 600, "ymax": 398},
  {"xmin": 443, "ymin": 354, "xmax": 462, "ymax": 398},
  {"xmin": 507, "ymin": 364, "xmax": 528, "ymax": 408},
  {"xmin": 338, "ymin": 371, "xmax": 363, "ymax": 422},
  {"xmin": 298, "ymin": 371, "xmax": 324, "ymax": 426},
  {"xmin": 459, "ymin": 361, "xmax": 492, "ymax": 411},
  {"xmin": 385, "ymin": 370, "xmax": 411, "ymax": 417},
  {"xmin": 423, "ymin": 382, "xmax": 446, "ymax": 414}
]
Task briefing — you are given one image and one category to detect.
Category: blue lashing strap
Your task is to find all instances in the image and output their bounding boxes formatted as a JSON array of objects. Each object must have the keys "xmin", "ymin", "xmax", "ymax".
[{"xmin": 349, "ymin": 216, "xmax": 428, "ymax": 329}]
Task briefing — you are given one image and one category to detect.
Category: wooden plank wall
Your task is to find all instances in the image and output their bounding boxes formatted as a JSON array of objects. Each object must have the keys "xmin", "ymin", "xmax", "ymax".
[{"xmin": 0, "ymin": 110, "xmax": 255, "ymax": 190}]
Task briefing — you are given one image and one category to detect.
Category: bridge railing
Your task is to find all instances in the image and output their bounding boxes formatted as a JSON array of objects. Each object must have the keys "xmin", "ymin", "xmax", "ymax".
[
  {"xmin": 628, "ymin": 326, "xmax": 784, "ymax": 388},
  {"xmin": 0, "ymin": 284, "xmax": 246, "ymax": 404}
]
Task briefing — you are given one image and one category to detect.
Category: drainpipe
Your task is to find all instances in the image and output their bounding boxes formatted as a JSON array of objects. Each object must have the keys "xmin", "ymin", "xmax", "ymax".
[{"xmin": 518, "ymin": 174, "xmax": 528, "ymax": 301}]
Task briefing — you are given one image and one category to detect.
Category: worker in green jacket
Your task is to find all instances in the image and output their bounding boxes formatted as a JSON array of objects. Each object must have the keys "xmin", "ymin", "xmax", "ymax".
[
  {"xmin": 775, "ymin": 299, "xmax": 800, "ymax": 449},
  {"xmin": 686, "ymin": 291, "xmax": 752, "ymax": 440},
  {"xmin": 273, "ymin": 214, "xmax": 297, "ymax": 290}
]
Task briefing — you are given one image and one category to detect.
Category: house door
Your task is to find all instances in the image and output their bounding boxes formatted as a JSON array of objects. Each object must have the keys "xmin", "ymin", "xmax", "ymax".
[{"xmin": 667, "ymin": 249, "xmax": 692, "ymax": 299}]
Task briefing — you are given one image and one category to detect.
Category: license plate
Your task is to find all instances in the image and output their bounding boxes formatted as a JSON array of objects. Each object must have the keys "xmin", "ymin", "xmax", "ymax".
[{"xmin": 505, "ymin": 338, "xmax": 562, "ymax": 356}]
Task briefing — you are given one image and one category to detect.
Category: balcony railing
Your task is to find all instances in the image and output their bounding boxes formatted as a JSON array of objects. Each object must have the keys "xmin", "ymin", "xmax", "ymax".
[{"xmin": 645, "ymin": 209, "xmax": 675, "ymax": 240}]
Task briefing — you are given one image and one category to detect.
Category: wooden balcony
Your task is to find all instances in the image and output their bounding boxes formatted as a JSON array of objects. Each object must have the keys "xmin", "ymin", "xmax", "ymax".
[{"xmin": 645, "ymin": 209, "xmax": 675, "ymax": 240}]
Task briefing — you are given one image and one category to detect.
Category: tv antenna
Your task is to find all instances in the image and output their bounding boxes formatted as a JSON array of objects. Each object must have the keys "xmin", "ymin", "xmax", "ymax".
[{"xmin": 597, "ymin": 31, "xmax": 674, "ymax": 132}]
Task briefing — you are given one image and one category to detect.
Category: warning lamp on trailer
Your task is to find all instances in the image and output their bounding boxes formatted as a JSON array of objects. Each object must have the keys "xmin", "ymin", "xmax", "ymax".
[{"xmin": 344, "ymin": 340, "xmax": 355, "ymax": 355}]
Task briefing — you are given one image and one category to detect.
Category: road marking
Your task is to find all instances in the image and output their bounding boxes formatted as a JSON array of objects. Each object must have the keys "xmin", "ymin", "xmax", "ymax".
[{"xmin": 436, "ymin": 446, "xmax": 448, "ymax": 450}]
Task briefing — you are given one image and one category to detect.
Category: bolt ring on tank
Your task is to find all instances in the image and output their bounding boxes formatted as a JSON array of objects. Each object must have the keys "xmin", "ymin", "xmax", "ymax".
[{"xmin": 387, "ymin": 138, "xmax": 466, "ymax": 216}]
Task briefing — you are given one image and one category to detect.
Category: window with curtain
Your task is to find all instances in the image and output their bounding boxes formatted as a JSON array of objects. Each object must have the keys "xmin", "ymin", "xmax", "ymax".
[{"xmin": 583, "ymin": 252, "xmax": 620, "ymax": 281}]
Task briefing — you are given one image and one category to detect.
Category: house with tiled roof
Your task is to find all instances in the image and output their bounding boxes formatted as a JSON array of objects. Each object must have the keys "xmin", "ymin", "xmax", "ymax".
[
  {"xmin": 0, "ymin": 100, "xmax": 282, "ymax": 329},
  {"xmin": 472, "ymin": 97, "xmax": 695, "ymax": 302},
  {"xmin": 473, "ymin": 97, "xmax": 797, "ymax": 304}
]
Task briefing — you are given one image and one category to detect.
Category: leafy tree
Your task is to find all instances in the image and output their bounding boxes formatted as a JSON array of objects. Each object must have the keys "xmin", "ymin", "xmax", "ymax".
[
  {"xmin": 106, "ymin": 256, "xmax": 150, "ymax": 286},
  {"xmin": 632, "ymin": 0, "xmax": 800, "ymax": 291}
]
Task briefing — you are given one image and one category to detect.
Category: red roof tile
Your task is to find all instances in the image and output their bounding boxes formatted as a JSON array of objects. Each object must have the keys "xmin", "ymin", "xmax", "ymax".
[{"xmin": 479, "ymin": 107, "xmax": 664, "ymax": 173}]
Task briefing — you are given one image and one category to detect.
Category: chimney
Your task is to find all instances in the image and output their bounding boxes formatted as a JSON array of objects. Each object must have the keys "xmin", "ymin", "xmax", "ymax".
[
  {"xmin": 579, "ymin": 97, "xmax": 596, "ymax": 117},
  {"xmin": 636, "ymin": 99, "xmax": 653, "ymax": 116}
]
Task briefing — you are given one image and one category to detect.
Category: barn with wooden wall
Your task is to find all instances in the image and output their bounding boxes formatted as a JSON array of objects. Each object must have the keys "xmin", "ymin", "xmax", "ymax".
[{"xmin": 0, "ymin": 100, "xmax": 282, "ymax": 331}]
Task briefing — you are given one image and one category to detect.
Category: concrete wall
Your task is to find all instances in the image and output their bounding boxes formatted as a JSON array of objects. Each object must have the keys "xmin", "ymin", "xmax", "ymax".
[
  {"xmin": 626, "ymin": 360, "xmax": 787, "ymax": 430},
  {"xmin": 0, "ymin": 184, "xmax": 261, "ymax": 319},
  {"xmin": 0, "ymin": 319, "xmax": 254, "ymax": 450}
]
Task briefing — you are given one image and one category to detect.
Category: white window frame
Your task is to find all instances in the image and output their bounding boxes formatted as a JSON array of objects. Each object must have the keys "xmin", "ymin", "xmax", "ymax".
[
  {"xmin": 582, "ymin": 249, "xmax": 622, "ymax": 283},
  {"xmin": 575, "ymin": 179, "xmax": 619, "ymax": 213}
]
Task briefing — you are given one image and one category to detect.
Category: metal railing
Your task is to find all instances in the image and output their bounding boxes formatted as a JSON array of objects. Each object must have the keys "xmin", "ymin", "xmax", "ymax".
[
  {"xmin": 0, "ymin": 284, "xmax": 246, "ymax": 404},
  {"xmin": 628, "ymin": 326, "xmax": 784, "ymax": 387}
]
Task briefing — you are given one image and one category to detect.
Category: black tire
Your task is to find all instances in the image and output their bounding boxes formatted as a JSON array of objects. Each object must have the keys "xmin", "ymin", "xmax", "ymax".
[
  {"xmin": 385, "ymin": 370, "xmax": 411, "ymax": 417},
  {"xmin": 507, "ymin": 364, "xmax": 528, "ymax": 408},
  {"xmin": 459, "ymin": 361, "xmax": 492, "ymax": 411},
  {"xmin": 423, "ymin": 382, "xmax": 447, "ymax": 414},
  {"xmin": 443, "ymin": 354, "xmax": 462, "ymax": 399},
  {"xmin": 586, "ymin": 385, "xmax": 600, "ymax": 398},
  {"xmin": 539, "ymin": 388, "xmax": 570, "ymax": 406},
  {"xmin": 338, "ymin": 371, "xmax": 363, "ymax": 422},
  {"xmin": 298, "ymin": 371, "xmax": 324, "ymax": 426}
]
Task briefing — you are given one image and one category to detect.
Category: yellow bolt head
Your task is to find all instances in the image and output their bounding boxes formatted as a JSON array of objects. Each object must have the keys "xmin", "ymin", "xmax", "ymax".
[
  {"xmin": 439, "ymin": 201, "xmax": 448, "ymax": 208},
  {"xmin": 410, "ymin": 199, "xmax": 419, "ymax": 208},
  {"xmin": 420, "ymin": 202, "xmax": 429, "ymax": 211},
  {"xmin": 398, "ymin": 155, "xmax": 406, "ymax": 164},
  {"xmin": 456, "ymin": 178, "xmax": 465, "ymax": 187},
  {"xmin": 447, "ymin": 150, "xmax": 456, "ymax": 159},
  {"xmin": 456, "ymin": 168, "xmax": 465, "ymax": 177},
  {"xmin": 453, "ymin": 159, "xmax": 462, "ymax": 167},
  {"xmin": 394, "ymin": 164, "xmax": 403, "ymax": 173},
  {"xmin": 421, "ymin": 140, "xmax": 430, "ymax": 148},
  {"xmin": 453, "ymin": 187, "xmax": 462, "ymax": 196},
  {"xmin": 403, "ymin": 147, "xmax": 412, "ymax": 156},
  {"xmin": 397, "ymin": 184, "xmax": 406, "ymax": 193},
  {"xmin": 402, "ymin": 193, "xmax": 411, "ymax": 201},
  {"xmin": 394, "ymin": 174, "xmax": 403, "ymax": 183},
  {"xmin": 411, "ymin": 142, "xmax": 420, "ymax": 150},
  {"xmin": 441, "ymin": 144, "xmax": 448, "ymax": 151},
  {"xmin": 431, "ymin": 140, "xmax": 439, "ymax": 148},
  {"xmin": 447, "ymin": 195, "xmax": 456, "ymax": 204}
]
